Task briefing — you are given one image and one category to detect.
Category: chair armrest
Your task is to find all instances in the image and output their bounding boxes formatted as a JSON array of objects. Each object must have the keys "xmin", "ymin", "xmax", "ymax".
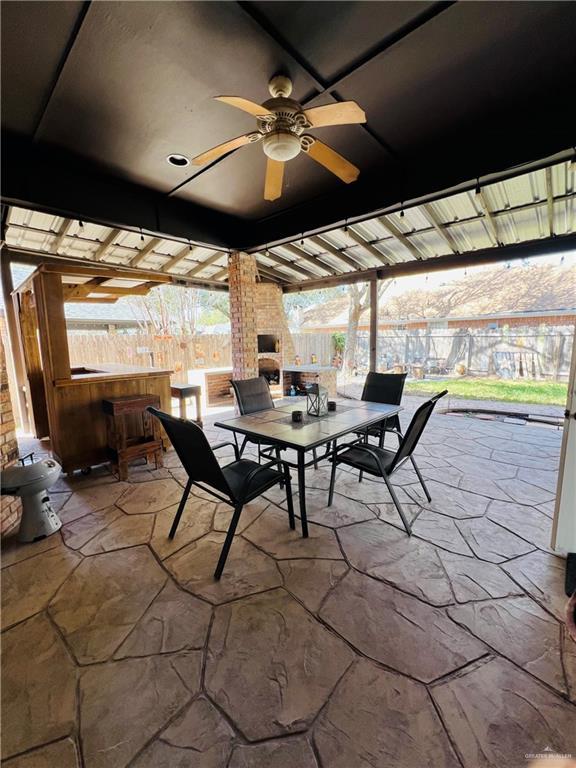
[
  {"xmin": 334, "ymin": 441, "xmax": 388, "ymax": 477},
  {"xmin": 213, "ymin": 441, "xmax": 240, "ymax": 460},
  {"xmin": 241, "ymin": 459, "xmax": 284, "ymax": 497}
]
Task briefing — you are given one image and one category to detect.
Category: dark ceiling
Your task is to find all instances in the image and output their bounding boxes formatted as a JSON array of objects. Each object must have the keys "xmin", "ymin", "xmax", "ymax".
[{"xmin": 2, "ymin": 1, "xmax": 575, "ymax": 251}]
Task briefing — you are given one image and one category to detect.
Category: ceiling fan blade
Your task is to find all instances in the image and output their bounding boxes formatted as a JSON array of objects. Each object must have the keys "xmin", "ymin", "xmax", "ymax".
[
  {"xmin": 191, "ymin": 133, "xmax": 259, "ymax": 166},
  {"xmin": 264, "ymin": 159, "xmax": 284, "ymax": 201},
  {"xmin": 304, "ymin": 102, "xmax": 366, "ymax": 128},
  {"xmin": 306, "ymin": 140, "xmax": 360, "ymax": 183},
  {"xmin": 215, "ymin": 96, "xmax": 273, "ymax": 117}
]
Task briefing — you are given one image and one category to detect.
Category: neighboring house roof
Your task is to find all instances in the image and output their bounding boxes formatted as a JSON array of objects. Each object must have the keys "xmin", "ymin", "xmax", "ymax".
[{"xmin": 300, "ymin": 263, "xmax": 576, "ymax": 329}]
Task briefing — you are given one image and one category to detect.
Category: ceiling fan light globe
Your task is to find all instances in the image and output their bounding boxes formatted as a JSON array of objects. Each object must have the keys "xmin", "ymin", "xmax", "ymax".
[{"xmin": 262, "ymin": 132, "xmax": 301, "ymax": 162}]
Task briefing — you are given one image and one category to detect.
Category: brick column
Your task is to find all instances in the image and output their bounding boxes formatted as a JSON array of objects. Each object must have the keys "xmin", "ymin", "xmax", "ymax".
[
  {"xmin": 1, "ymin": 335, "xmax": 21, "ymax": 536},
  {"xmin": 255, "ymin": 283, "xmax": 295, "ymax": 362},
  {"xmin": 228, "ymin": 252, "xmax": 258, "ymax": 381}
]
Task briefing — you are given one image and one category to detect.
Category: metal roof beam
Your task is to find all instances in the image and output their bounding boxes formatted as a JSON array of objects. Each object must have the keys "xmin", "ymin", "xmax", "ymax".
[
  {"xmin": 162, "ymin": 244, "xmax": 194, "ymax": 273},
  {"xmin": 185, "ymin": 251, "xmax": 226, "ymax": 277},
  {"xmin": 94, "ymin": 229, "xmax": 122, "ymax": 261},
  {"xmin": 545, "ymin": 167, "xmax": 555, "ymax": 237},
  {"xmin": 257, "ymin": 251, "xmax": 317, "ymax": 280},
  {"xmin": 1, "ymin": 245, "xmax": 229, "ymax": 292},
  {"xmin": 377, "ymin": 216, "xmax": 424, "ymax": 260},
  {"xmin": 346, "ymin": 227, "xmax": 393, "ymax": 264},
  {"xmin": 283, "ymin": 232, "xmax": 576, "ymax": 293},
  {"xmin": 256, "ymin": 263, "xmax": 293, "ymax": 282},
  {"xmin": 475, "ymin": 190, "xmax": 501, "ymax": 246},
  {"xmin": 52, "ymin": 218, "xmax": 74, "ymax": 253},
  {"xmin": 280, "ymin": 242, "xmax": 339, "ymax": 276},
  {"xmin": 421, "ymin": 204, "xmax": 459, "ymax": 253},
  {"xmin": 308, "ymin": 235, "xmax": 361, "ymax": 270},
  {"xmin": 129, "ymin": 237, "xmax": 163, "ymax": 267}
]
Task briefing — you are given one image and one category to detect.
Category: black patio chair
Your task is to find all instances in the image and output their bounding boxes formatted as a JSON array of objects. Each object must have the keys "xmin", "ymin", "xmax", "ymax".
[
  {"xmin": 231, "ymin": 376, "xmax": 321, "ymax": 469},
  {"xmin": 147, "ymin": 407, "xmax": 294, "ymax": 579},
  {"xmin": 230, "ymin": 376, "xmax": 278, "ymax": 459},
  {"xmin": 358, "ymin": 372, "xmax": 407, "ymax": 446},
  {"xmin": 328, "ymin": 390, "xmax": 448, "ymax": 534}
]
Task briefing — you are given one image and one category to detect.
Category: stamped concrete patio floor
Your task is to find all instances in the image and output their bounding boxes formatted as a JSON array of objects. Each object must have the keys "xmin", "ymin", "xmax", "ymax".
[{"xmin": 2, "ymin": 404, "xmax": 575, "ymax": 767}]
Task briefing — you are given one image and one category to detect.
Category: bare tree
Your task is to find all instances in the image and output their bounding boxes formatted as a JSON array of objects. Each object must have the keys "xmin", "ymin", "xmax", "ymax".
[
  {"xmin": 344, "ymin": 281, "xmax": 391, "ymax": 373},
  {"xmin": 128, "ymin": 285, "xmax": 201, "ymax": 335}
]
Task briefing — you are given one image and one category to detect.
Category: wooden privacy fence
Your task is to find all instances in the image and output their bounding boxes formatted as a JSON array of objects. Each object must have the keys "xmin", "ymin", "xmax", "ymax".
[
  {"xmin": 68, "ymin": 327, "xmax": 572, "ymax": 380},
  {"xmin": 68, "ymin": 332, "xmax": 336, "ymax": 379},
  {"xmin": 68, "ymin": 334, "xmax": 232, "ymax": 382}
]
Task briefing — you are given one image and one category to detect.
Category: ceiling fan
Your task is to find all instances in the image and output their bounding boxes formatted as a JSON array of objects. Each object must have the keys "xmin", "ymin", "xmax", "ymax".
[{"xmin": 191, "ymin": 75, "xmax": 366, "ymax": 201}]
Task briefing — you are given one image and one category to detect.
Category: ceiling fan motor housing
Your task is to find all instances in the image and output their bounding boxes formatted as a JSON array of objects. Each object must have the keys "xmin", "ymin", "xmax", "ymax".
[{"xmin": 259, "ymin": 97, "xmax": 310, "ymax": 161}]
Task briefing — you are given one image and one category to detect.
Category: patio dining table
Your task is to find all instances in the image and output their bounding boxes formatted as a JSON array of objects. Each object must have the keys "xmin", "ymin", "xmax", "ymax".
[{"xmin": 215, "ymin": 398, "xmax": 402, "ymax": 537}]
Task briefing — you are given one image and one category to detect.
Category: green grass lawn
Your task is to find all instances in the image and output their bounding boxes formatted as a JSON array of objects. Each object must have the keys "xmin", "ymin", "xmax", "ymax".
[{"xmin": 404, "ymin": 377, "xmax": 567, "ymax": 406}]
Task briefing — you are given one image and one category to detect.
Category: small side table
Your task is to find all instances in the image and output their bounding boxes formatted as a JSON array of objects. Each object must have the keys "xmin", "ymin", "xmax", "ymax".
[
  {"xmin": 102, "ymin": 394, "xmax": 163, "ymax": 480},
  {"xmin": 171, "ymin": 384, "xmax": 203, "ymax": 426}
]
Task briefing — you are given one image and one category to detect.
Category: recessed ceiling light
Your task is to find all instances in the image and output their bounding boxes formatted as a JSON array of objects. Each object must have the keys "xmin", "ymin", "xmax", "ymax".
[{"xmin": 166, "ymin": 154, "xmax": 190, "ymax": 167}]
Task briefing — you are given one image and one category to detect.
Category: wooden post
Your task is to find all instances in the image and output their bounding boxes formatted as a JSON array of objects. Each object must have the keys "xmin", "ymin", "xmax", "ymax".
[
  {"xmin": 369, "ymin": 278, "xmax": 378, "ymax": 372},
  {"xmin": 0, "ymin": 257, "xmax": 31, "ymax": 431},
  {"xmin": 33, "ymin": 271, "xmax": 71, "ymax": 381}
]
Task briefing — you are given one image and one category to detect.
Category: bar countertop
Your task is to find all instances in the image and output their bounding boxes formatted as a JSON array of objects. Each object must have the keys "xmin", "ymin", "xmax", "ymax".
[
  {"xmin": 55, "ymin": 363, "xmax": 173, "ymax": 387},
  {"xmin": 282, "ymin": 365, "xmax": 337, "ymax": 373}
]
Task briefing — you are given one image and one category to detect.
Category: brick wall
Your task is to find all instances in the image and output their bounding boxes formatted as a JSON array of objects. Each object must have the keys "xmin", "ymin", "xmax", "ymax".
[
  {"xmin": 205, "ymin": 370, "xmax": 234, "ymax": 404},
  {"xmin": 283, "ymin": 369, "xmax": 337, "ymax": 397},
  {"xmin": 1, "ymin": 335, "xmax": 21, "ymax": 536},
  {"xmin": 228, "ymin": 252, "xmax": 258, "ymax": 381}
]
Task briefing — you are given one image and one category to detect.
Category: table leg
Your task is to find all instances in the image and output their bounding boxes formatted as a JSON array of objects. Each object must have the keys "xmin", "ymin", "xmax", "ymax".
[
  {"xmin": 297, "ymin": 449, "xmax": 309, "ymax": 538},
  {"xmin": 195, "ymin": 392, "xmax": 203, "ymax": 426},
  {"xmin": 179, "ymin": 397, "xmax": 187, "ymax": 420}
]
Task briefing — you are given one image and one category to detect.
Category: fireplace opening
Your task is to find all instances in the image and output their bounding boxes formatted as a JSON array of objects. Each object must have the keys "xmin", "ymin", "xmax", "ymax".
[{"xmin": 259, "ymin": 357, "xmax": 280, "ymax": 385}]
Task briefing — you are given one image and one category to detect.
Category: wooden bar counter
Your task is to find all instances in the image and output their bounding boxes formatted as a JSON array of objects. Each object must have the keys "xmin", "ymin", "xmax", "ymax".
[
  {"xmin": 13, "ymin": 263, "xmax": 173, "ymax": 474},
  {"xmin": 52, "ymin": 363, "xmax": 172, "ymax": 473}
]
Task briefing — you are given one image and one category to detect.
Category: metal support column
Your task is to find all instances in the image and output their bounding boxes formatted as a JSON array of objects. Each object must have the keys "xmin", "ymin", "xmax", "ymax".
[{"xmin": 369, "ymin": 277, "xmax": 378, "ymax": 372}]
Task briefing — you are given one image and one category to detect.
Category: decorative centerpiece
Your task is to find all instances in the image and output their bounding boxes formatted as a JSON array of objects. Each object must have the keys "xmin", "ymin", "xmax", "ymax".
[{"xmin": 306, "ymin": 383, "xmax": 328, "ymax": 417}]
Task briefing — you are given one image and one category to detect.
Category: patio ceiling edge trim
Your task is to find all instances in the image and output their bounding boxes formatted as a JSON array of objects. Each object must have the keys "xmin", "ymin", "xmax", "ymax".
[{"xmin": 282, "ymin": 233, "xmax": 576, "ymax": 293}]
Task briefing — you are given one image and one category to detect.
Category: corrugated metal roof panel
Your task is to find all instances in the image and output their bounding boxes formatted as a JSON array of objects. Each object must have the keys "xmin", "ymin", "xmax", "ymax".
[{"xmin": 4, "ymin": 160, "xmax": 575, "ymax": 287}]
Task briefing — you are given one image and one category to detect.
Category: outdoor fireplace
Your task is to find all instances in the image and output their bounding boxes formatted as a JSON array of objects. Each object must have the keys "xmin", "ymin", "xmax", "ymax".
[
  {"xmin": 258, "ymin": 357, "xmax": 280, "ymax": 385},
  {"xmin": 257, "ymin": 334, "xmax": 280, "ymax": 354}
]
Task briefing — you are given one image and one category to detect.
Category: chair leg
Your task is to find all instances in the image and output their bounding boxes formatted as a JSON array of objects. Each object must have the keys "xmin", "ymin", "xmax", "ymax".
[
  {"xmin": 284, "ymin": 466, "xmax": 295, "ymax": 530},
  {"xmin": 410, "ymin": 456, "xmax": 432, "ymax": 502},
  {"xmin": 383, "ymin": 474, "xmax": 412, "ymax": 535},
  {"xmin": 169, "ymin": 478, "xmax": 192, "ymax": 539},
  {"xmin": 328, "ymin": 453, "xmax": 338, "ymax": 507},
  {"xmin": 214, "ymin": 503, "xmax": 243, "ymax": 580}
]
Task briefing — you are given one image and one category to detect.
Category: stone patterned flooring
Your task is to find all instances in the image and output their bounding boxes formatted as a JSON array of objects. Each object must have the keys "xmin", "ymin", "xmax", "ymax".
[{"xmin": 2, "ymin": 402, "xmax": 575, "ymax": 767}]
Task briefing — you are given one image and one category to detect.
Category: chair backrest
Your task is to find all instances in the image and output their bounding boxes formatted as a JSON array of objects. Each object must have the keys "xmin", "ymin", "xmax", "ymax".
[
  {"xmin": 147, "ymin": 407, "xmax": 231, "ymax": 496},
  {"xmin": 231, "ymin": 376, "xmax": 274, "ymax": 415},
  {"xmin": 361, "ymin": 372, "xmax": 407, "ymax": 406},
  {"xmin": 389, "ymin": 390, "xmax": 448, "ymax": 473}
]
